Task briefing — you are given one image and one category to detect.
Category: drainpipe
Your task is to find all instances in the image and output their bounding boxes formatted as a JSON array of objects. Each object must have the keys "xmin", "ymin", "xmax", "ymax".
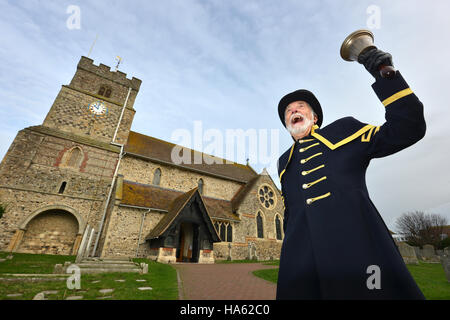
[
  {"xmin": 136, "ymin": 209, "xmax": 151, "ymax": 258},
  {"xmin": 112, "ymin": 87, "xmax": 132, "ymax": 143}
]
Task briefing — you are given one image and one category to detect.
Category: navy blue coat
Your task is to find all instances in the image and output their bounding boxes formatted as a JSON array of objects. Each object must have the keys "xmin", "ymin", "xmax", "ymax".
[{"xmin": 276, "ymin": 72, "xmax": 426, "ymax": 300}]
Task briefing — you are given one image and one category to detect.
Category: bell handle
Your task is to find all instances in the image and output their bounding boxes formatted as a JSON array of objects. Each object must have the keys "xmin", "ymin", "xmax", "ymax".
[{"xmin": 379, "ymin": 65, "xmax": 396, "ymax": 79}]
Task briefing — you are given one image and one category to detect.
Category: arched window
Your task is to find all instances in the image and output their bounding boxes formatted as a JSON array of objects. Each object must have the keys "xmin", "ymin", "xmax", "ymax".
[
  {"xmin": 105, "ymin": 88, "xmax": 111, "ymax": 98},
  {"xmin": 275, "ymin": 215, "xmax": 282, "ymax": 240},
  {"xmin": 98, "ymin": 86, "xmax": 105, "ymax": 96},
  {"xmin": 256, "ymin": 212, "xmax": 264, "ymax": 238},
  {"xmin": 220, "ymin": 223, "xmax": 226, "ymax": 242},
  {"xmin": 214, "ymin": 221, "xmax": 219, "ymax": 233},
  {"xmin": 198, "ymin": 179, "xmax": 204, "ymax": 195},
  {"xmin": 227, "ymin": 224, "xmax": 233, "ymax": 242},
  {"xmin": 152, "ymin": 168, "xmax": 161, "ymax": 186},
  {"xmin": 58, "ymin": 181, "xmax": 67, "ymax": 194},
  {"xmin": 67, "ymin": 148, "xmax": 82, "ymax": 167}
]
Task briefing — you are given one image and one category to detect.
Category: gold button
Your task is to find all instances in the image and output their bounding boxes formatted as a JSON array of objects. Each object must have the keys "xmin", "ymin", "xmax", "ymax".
[
  {"xmin": 306, "ymin": 199, "xmax": 313, "ymax": 205},
  {"xmin": 299, "ymin": 148, "xmax": 304, "ymax": 152},
  {"xmin": 301, "ymin": 159, "xmax": 306, "ymax": 164},
  {"xmin": 301, "ymin": 171, "xmax": 307, "ymax": 175},
  {"xmin": 302, "ymin": 184, "xmax": 308, "ymax": 189}
]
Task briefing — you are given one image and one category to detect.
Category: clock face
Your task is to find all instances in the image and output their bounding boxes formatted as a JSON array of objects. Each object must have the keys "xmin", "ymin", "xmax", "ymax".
[{"xmin": 88, "ymin": 101, "xmax": 108, "ymax": 117}]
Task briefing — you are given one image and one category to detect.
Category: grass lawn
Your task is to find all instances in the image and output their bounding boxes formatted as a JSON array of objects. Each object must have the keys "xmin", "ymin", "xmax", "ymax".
[
  {"xmin": 0, "ymin": 253, "xmax": 178, "ymax": 300},
  {"xmin": 407, "ymin": 262, "xmax": 450, "ymax": 300},
  {"xmin": 0, "ymin": 251, "xmax": 75, "ymax": 274},
  {"xmin": 252, "ymin": 261, "xmax": 450, "ymax": 300}
]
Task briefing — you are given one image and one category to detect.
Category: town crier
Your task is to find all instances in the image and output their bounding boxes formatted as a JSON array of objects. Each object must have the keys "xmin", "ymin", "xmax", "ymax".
[{"xmin": 276, "ymin": 48, "xmax": 426, "ymax": 299}]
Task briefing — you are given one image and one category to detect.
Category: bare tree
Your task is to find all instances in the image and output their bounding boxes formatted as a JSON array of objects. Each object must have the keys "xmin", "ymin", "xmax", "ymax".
[
  {"xmin": 395, "ymin": 211, "xmax": 448, "ymax": 247},
  {"xmin": 429, "ymin": 214, "xmax": 448, "ymax": 243}
]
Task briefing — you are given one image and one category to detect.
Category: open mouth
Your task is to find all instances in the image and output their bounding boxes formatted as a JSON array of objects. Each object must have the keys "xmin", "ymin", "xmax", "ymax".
[{"xmin": 291, "ymin": 114, "xmax": 304, "ymax": 125}]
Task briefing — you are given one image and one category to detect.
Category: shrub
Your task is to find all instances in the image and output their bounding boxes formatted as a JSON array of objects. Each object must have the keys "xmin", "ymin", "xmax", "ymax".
[{"xmin": 0, "ymin": 202, "xmax": 6, "ymax": 219}]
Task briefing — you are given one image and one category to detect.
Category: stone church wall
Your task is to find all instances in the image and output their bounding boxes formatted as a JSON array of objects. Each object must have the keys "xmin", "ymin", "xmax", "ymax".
[
  {"xmin": 0, "ymin": 188, "xmax": 103, "ymax": 253},
  {"xmin": 0, "ymin": 128, "xmax": 117, "ymax": 193},
  {"xmin": 213, "ymin": 174, "xmax": 285, "ymax": 261},
  {"xmin": 101, "ymin": 205, "xmax": 165, "ymax": 258},
  {"xmin": 42, "ymin": 86, "xmax": 135, "ymax": 145},
  {"xmin": 0, "ymin": 127, "xmax": 118, "ymax": 253},
  {"xmin": 118, "ymin": 156, "xmax": 243, "ymax": 201},
  {"xmin": 235, "ymin": 174, "xmax": 284, "ymax": 240}
]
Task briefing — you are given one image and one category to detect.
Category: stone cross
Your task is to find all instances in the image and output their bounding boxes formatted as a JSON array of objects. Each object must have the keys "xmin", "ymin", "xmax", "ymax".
[{"xmin": 227, "ymin": 243, "xmax": 232, "ymax": 261}]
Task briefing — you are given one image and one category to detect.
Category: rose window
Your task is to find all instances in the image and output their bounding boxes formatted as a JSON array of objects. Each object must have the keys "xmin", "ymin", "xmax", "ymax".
[{"xmin": 258, "ymin": 185, "xmax": 276, "ymax": 209}]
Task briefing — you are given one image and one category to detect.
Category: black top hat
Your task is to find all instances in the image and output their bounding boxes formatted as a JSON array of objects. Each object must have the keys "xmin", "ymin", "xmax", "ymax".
[{"xmin": 278, "ymin": 89, "xmax": 323, "ymax": 128}]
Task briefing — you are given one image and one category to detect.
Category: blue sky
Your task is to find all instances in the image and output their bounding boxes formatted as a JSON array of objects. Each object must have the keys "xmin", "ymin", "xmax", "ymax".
[{"xmin": 1, "ymin": 0, "xmax": 449, "ymax": 231}]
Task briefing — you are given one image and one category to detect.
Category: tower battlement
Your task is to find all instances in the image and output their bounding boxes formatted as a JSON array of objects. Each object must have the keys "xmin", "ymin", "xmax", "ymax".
[{"xmin": 77, "ymin": 56, "xmax": 142, "ymax": 91}]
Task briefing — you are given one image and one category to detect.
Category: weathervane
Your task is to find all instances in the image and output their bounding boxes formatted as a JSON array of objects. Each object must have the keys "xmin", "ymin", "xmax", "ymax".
[{"xmin": 115, "ymin": 56, "xmax": 122, "ymax": 71}]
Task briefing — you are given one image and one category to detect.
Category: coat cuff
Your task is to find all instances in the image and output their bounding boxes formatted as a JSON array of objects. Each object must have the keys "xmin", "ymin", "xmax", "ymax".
[{"xmin": 371, "ymin": 71, "xmax": 413, "ymax": 107}]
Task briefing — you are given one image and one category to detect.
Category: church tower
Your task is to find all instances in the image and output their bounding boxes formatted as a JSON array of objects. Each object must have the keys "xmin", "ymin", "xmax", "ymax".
[
  {"xmin": 0, "ymin": 57, "xmax": 141, "ymax": 256},
  {"xmin": 43, "ymin": 56, "xmax": 141, "ymax": 144}
]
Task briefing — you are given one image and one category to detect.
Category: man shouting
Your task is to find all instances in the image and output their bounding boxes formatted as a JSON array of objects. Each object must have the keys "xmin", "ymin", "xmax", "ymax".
[{"xmin": 276, "ymin": 48, "xmax": 426, "ymax": 299}]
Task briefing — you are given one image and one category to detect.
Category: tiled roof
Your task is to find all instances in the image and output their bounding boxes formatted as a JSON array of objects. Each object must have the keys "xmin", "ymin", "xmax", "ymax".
[
  {"xmin": 124, "ymin": 131, "xmax": 258, "ymax": 182},
  {"xmin": 121, "ymin": 180, "xmax": 179, "ymax": 211},
  {"xmin": 121, "ymin": 180, "xmax": 240, "ymax": 222},
  {"xmin": 145, "ymin": 187, "xmax": 221, "ymax": 241},
  {"xmin": 145, "ymin": 188, "xmax": 197, "ymax": 240}
]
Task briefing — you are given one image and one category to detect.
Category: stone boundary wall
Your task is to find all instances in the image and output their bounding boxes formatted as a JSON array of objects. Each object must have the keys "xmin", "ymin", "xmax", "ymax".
[{"xmin": 214, "ymin": 239, "xmax": 282, "ymax": 261}]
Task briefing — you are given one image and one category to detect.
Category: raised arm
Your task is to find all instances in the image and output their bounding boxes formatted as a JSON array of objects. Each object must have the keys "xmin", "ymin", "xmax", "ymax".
[
  {"xmin": 363, "ymin": 71, "xmax": 426, "ymax": 159},
  {"xmin": 357, "ymin": 49, "xmax": 426, "ymax": 159}
]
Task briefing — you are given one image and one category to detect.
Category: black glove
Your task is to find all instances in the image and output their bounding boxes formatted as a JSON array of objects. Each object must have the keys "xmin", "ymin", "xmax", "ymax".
[{"xmin": 357, "ymin": 48, "xmax": 394, "ymax": 79}]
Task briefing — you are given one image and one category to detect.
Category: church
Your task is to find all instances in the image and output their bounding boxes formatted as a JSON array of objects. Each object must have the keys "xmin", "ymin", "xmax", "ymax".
[{"xmin": 0, "ymin": 56, "xmax": 284, "ymax": 263}]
